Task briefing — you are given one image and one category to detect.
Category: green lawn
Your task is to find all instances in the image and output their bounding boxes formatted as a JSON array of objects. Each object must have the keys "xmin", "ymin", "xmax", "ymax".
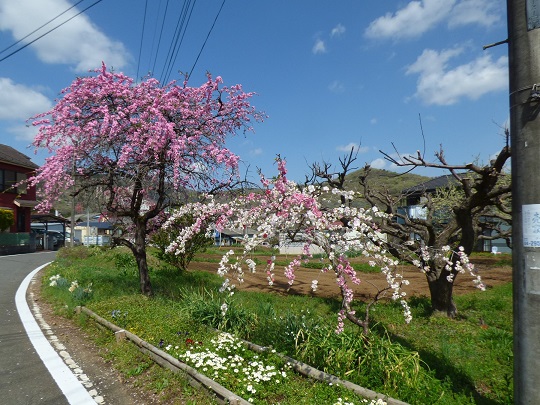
[{"xmin": 42, "ymin": 246, "xmax": 513, "ymax": 404}]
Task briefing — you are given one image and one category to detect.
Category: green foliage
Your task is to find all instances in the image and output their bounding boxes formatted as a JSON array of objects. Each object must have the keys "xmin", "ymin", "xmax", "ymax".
[
  {"xmin": 81, "ymin": 317, "xmax": 217, "ymax": 404},
  {"xmin": 152, "ymin": 213, "xmax": 213, "ymax": 271},
  {"xmin": 0, "ymin": 208, "xmax": 14, "ymax": 231},
  {"xmin": 114, "ymin": 250, "xmax": 137, "ymax": 276},
  {"xmin": 177, "ymin": 287, "xmax": 258, "ymax": 334}
]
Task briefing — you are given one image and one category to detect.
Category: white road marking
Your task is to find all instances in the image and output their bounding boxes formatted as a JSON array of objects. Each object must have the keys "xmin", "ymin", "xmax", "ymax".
[{"xmin": 15, "ymin": 263, "xmax": 98, "ymax": 405}]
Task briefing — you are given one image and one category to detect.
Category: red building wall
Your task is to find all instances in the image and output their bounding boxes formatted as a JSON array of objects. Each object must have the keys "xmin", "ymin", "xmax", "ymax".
[{"xmin": 0, "ymin": 160, "xmax": 37, "ymax": 233}]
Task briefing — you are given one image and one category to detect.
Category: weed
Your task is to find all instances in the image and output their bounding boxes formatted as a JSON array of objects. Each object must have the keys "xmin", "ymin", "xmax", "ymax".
[{"xmin": 114, "ymin": 251, "xmax": 137, "ymax": 277}]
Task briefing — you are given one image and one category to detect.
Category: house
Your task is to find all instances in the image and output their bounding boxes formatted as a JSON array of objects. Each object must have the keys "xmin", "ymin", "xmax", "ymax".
[
  {"xmin": 213, "ymin": 227, "xmax": 324, "ymax": 254},
  {"xmin": 0, "ymin": 144, "xmax": 39, "ymax": 254},
  {"xmin": 398, "ymin": 174, "xmax": 511, "ymax": 253},
  {"xmin": 214, "ymin": 227, "xmax": 257, "ymax": 246},
  {"xmin": 399, "ymin": 175, "xmax": 459, "ymax": 220},
  {"xmin": 73, "ymin": 213, "xmax": 118, "ymax": 246}
]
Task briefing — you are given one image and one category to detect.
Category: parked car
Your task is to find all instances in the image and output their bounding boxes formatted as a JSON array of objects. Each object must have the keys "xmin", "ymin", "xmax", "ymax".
[
  {"xmin": 66, "ymin": 233, "xmax": 81, "ymax": 246},
  {"xmin": 32, "ymin": 228, "xmax": 81, "ymax": 250}
]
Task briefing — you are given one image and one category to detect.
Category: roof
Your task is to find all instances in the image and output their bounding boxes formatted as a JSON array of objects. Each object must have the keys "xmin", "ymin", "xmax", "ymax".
[
  {"xmin": 401, "ymin": 174, "xmax": 461, "ymax": 195},
  {"xmin": 75, "ymin": 221, "xmax": 115, "ymax": 230},
  {"xmin": 0, "ymin": 144, "xmax": 39, "ymax": 170},
  {"xmin": 31, "ymin": 213, "xmax": 70, "ymax": 224}
]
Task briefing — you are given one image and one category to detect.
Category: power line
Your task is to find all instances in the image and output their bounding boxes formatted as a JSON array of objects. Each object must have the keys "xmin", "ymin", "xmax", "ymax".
[
  {"xmin": 159, "ymin": 0, "xmax": 196, "ymax": 84},
  {"xmin": 159, "ymin": 0, "xmax": 190, "ymax": 83},
  {"xmin": 136, "ymin": 0, "xmax": 149, "ymax": 81},
  {"xmin": 188, "ymin": 0, "xmax": 226, "ymax": 80},
  {"xmin": 0, "ymin": 0, "xmax": 104, "ymax": 64},
  {"xmin": 0, "ymin": 0, "xmax": 87, "ymax": 56},
  {"xmin": 163, "ymin": 0, "xmax": 197, "ymax": 83},
  {"xmin": 147, "ymin": 0, "xmax": 165, "ymax": 76}
]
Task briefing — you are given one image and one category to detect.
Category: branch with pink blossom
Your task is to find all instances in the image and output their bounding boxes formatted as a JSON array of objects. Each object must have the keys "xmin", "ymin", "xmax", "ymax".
[{"xmin": 165, "ymin": 158, "xmax": 414, "ymax": 334}]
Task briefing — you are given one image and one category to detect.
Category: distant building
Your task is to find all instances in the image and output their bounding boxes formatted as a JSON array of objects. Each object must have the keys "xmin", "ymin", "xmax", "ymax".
[
  {"xmin": 0, "ymin": 144, "xmax": 39, "ymax": 254},
  {"xmin": 399, "ymin": 174, "xmax": 511, "ymax": 253},
  {"xmin": 73, "ymin": 213, "xmax": 118, "ymax": 246},
  {"xmin": 0, "ymin": 144, "xmax": 39, "ymax": 232}
]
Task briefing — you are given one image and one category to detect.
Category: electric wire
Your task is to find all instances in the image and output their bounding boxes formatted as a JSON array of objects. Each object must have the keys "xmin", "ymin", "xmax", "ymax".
[
  {"xmin": 0, "ymin": 0, "xmax": 87, "ymax": 56},
  {"xmin": 159, "ymin": 0, "xmax": 190, "ymax": 83},
  {"xmin": 159, "ymin": 0, "xmax": 195, "ymax": 84},
  {"xmin": 164, "ymin": 0, "xmax": 197, "ymax": 83},
  {"xmin": 0, "ymin": 0, "xmax": 104, "ymax": 64},
  {"xmin": 147, "ymin": 0, "xmax": 165, "ymax": 76},
  {"xmin": 151, "ymin": 0, "xmax": 171, "ymax": 77},
  {"xmin": 188, "ymin": 0, "xmax": 226, "ymax": 80},
  {"xmin": 136, "ymin": 0, "xmax": 149, "ymax": 81}
]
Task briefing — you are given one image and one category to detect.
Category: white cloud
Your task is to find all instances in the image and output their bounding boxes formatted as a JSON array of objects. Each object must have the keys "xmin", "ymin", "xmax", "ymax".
[
  {"xmin": 337, "ymin": 143, "xmax": 369, "ymax": 153},
  {"xmin": 406, "ymin": 47, "xmax": 508, "ymax": 105},
  {"xmin": 328, "ymin": 80, "xmax": 345, "ymax": 93},
  {"xmin": 7, "ymin": 124, "xmax": 39, "ymax": 141},
  {"xmin": 0, "ymin": 0, "xmax": 130, "ymax": 72},
  {"xmin": 249, "ymin": 148, "xmax": 263, "ymax": 156},
  {"xmin": 0, "ymin": 78, "xmax": 52, "ymax": 120},
  {"xmin": 370, "ymin": 158, "xmax": 387, "ymax": 169},
  {"xmin": 312, "ymin": 39, "xmax": 326, "ymax": 54},
  {"xmin": 370, "ymin": 153, "xmax": 416, "ymax": 170},
  {"xmin": 365, "ymin": 0, "xmax": 455, "ymax": 40},
  {"xmin": 448, "ymin": 0, "xmax": 501, "ymax": 28},
  {"xmin": 330, "ymin": 23, "xmax": 346, "ymax": 38}
]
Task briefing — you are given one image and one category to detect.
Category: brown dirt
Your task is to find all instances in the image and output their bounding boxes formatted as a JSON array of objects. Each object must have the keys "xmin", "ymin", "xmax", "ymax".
[{"xmin": 189, "ymin": 255, "xmax": 513, "ymax": 301}]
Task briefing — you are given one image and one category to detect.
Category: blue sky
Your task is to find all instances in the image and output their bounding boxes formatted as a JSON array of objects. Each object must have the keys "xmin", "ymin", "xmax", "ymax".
[{"xmin": 0, "ymin": 0, "xmax": 509, "ymax": 182}]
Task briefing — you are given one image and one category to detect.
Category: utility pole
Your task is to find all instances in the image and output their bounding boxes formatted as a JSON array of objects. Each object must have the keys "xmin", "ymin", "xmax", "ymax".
[{"xmin": 507, "ymin": 1, "xmax": 540, "ymax": 403}]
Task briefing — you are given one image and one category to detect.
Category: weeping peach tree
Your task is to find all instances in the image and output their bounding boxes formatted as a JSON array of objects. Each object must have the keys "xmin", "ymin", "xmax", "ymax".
[
  {"xmin": 29, "ymin": 63, "xmax": 264, "ymax": 295},
  {"xmin": 164, "ymin": 158, "xmax": 483, "ymax": 333}
]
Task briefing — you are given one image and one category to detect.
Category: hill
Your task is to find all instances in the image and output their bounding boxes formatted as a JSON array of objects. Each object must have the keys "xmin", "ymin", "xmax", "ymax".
[{"xmin": 343, "ymin": 167, "xmax": 432, "ymax": 197}]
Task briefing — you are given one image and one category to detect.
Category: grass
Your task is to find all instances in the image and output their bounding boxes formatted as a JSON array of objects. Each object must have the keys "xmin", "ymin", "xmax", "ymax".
[{"xmin": 42, "ymin": 246, "xmax": 513, "ymax": 404}]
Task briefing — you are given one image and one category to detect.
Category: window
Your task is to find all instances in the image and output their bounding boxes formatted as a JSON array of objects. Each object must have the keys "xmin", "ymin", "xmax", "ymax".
[
  {"xmin": 16, "ymin": 172, "xmax": 27, "ymax": 194},
  {"xmin": 0, "ymin": 170, "xmax": 27, "ymax": 194},
  {"xmin": 17, "ymin": 209, "xmax": 26, "ymax": 232}
]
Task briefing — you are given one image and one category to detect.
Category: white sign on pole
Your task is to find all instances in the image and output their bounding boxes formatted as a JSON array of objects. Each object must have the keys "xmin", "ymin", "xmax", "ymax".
[{"xmin": 523, "ymin": 204, "xmax": 540, "ymax": 247}]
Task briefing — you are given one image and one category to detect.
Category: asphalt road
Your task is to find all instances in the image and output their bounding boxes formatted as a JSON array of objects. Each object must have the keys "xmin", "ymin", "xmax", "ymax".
[{"xmin": 0, "ymin": 251, "xmax": 95, "ymax": 405}]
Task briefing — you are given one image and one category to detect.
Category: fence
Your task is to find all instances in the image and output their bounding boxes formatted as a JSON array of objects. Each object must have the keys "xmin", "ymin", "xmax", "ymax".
[{"xmin": 0, "ymin": 232, "xmax": 36, "ymax": 255}]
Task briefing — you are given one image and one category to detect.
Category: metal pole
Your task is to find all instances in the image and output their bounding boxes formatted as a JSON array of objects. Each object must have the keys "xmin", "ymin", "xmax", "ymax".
[
  {"xmin": 70, "ymin": 157, "xmax": 75, "ymax": 247},
  {"xmin": 508, "ymin": 1, "xmax": 540, "ymax": 403}
]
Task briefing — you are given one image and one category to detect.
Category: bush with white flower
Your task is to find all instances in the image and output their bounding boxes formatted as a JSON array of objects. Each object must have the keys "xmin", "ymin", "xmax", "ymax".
[
  {"xmin": 48, "ymin": 274, "xmax": 93, "ymax": 303},
  {"xmin": 164, "ymin": 331, "xmax": 289, "ymax": 402}
]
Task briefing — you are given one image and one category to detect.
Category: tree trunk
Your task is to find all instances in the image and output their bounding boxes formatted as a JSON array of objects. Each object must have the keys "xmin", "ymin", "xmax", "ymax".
[
  {"xmin": 132, "ymin": 220, "xmax": 152, "ymax": 296},
  {"xmin": 427, "ymin": 271, "xmax": 457, "ymax": 317}
]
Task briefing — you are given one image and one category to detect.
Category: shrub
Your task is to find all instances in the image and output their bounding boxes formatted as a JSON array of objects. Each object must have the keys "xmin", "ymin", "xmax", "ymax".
[
  {"xmin": 152, "ymin": 213, "xmax": 213, "ymax": 270},
  {"xmin": 0, "ymin": 209, "xmax": 14, "ymax": 231}
]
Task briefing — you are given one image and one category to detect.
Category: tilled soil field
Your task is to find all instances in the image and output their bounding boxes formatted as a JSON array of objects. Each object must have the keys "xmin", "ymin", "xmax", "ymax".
[{"xmin": 188, "ymin": 254, "xmax": 512, "ymax": 300}]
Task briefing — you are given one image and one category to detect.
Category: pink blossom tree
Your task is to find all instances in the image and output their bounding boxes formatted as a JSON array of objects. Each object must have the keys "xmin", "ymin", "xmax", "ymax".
[{"xmin": 29, "ymin": 63, "xmax": 264, "ymax": 295}]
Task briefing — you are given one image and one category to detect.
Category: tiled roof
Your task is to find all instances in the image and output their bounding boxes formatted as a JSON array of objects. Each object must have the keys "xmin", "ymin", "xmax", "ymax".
[
  {"xmin": 0, "ymin": 144, "xmax": 39, "ymax": 169},
  {"xmin": 402, "ymin": 174, "xmax": 461, "ymax": 194}
]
